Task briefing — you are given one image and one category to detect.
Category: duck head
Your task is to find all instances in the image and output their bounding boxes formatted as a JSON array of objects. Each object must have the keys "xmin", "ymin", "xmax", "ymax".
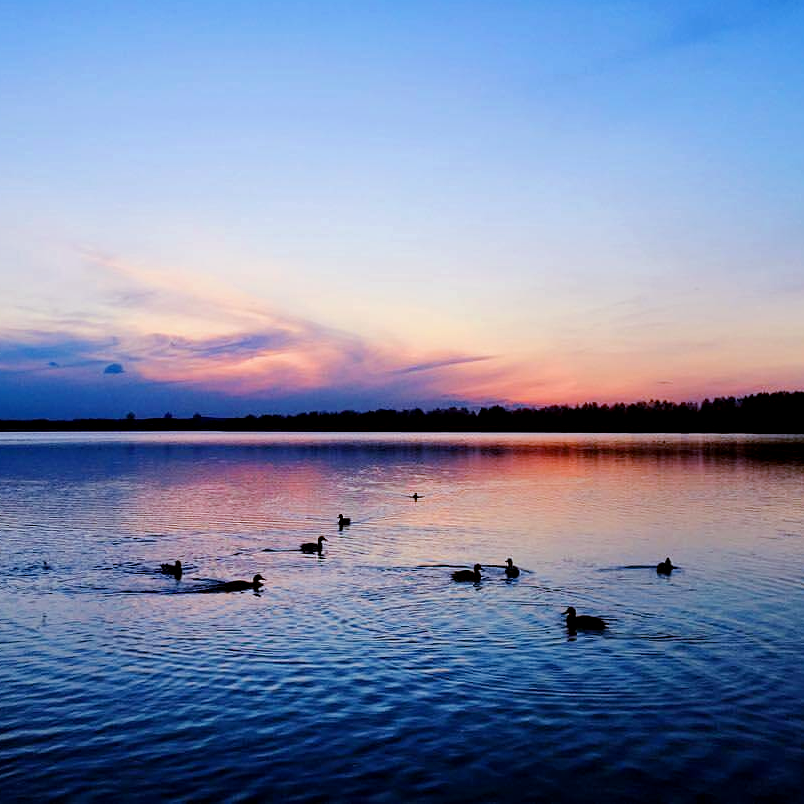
[
  {"xmin": 562, "ymin": 607, "xmax": 576, "ymax": 617},
  {"xmin": 253, "ymin": 574, "xmax": 265, "ymax": 585},
  {"xmin": 473, "ymin": 564, "xmax": 482, "ymax": 572}
]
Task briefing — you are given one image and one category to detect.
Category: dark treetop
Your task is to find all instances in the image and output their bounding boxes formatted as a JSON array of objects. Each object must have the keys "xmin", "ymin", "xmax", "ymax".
[{"xmin": 1, "ymin": 391, "xmax": 803, "ymax": 433}]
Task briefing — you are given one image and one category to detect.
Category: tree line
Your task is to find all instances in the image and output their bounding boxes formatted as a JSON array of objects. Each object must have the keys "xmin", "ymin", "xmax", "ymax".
[{"xmin": 1, "ymin": 391, "xmax": 803, "ymax": 433}]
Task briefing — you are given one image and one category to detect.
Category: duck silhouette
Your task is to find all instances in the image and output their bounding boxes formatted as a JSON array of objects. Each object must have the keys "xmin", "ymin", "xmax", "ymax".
[
  {"xmin": 301, "ymin": 536, "xmax": 327, "ymax": 553},
  {"xmin": 656, "ymin": 557, "xmax": 675, "ymax": 575},
  {"xmin": 452, "ymin": 563, "xmax": 482, "ymax": 582},
  {"xmin": 160, "ymin": 560, "xmax": 182, "ymax": 579},
  {"xmin": 409, "ymin": 493, "xmax": 422, "ymax": 501},
  {"xmin": 338, "ymin": 514, "xmax": 351, "ymax": 529},
  {"xmin": 562, "ymin": 606, "xmax": 606, "ymax": 631},
  {"xmin": 204, "ymin": 574, "xmax": 265, "ymax": 593},
  {"xmin": 504, "ymin": 558, "xmax": 520, "ymax": 578}
]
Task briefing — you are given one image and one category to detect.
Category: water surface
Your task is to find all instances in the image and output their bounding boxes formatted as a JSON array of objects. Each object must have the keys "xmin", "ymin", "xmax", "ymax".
[{"xmin": 1, "ymin": 432, "xmax": 802, "ymax": 802}]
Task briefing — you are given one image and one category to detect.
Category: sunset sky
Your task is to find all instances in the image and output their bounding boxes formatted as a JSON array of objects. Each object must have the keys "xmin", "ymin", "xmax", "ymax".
[{"xmin": 1, "ymin": 1, "xmax": 803, "ymax": 418}]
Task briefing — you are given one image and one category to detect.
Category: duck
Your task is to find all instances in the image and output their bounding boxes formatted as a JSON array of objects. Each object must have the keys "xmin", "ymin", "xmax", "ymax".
[
  {"xmin": 504, "ymin": 558, "xmax": 520, "ymax": 578},
  {"xmin": 160, "ymin": 560, "xmax": 182, "ymax": 578},
  {"xmin": 301, "ymin": 535, "xmax": 327, "ymax": 553},
  {"xmin": 338, "ymin": 514, "xmax": 351, "ymax": 528},
  {"xmin": 205, "ymin": 574, "xmax": 265, "ymax": 593},
  {"xmin": 452, "ymin": 563, "xmax": 482, "ymax": 582},
  {"xmin": 656, "ymin": 557, "xmax": 675, "ymax": 575},
  {"xmin": 562, "ymin": 606, "xmax": 606, "ymax": 631}
]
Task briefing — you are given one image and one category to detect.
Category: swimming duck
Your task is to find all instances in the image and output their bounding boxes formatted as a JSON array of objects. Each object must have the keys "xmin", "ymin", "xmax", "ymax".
[
  {"xmin": 160, "ymin": 560, "xmax": 182, "ymax": 578},
  {"xmin": 452, "ymin": 563, "xmax": 482, "ymax": 582},
  {"xmin": 656, "ymin": 557, "xmax": 675, "ymax": 575},
  {"xmin": 504, "ymin": 558, "xmax": 520, "ymax": 578},
  {"xmin": 562, "ymin": 606, "xmax": 606, "ymax": 631},
  {"xmin": 338, "ymin": 514, "xmax": 351, "ymax": 528},
  {"xmin": 301, "ymin": 535, "xmax": 327, "ymax": 553},
  {"xmin": 206, "ymin": 574, "xmax": 265, "ymax": 593}
]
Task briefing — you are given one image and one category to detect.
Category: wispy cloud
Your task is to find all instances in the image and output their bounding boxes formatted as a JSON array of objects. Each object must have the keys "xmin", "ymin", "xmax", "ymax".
[
  {"xmin": 395, "ymin": 355, "xmax": 495, "ymax": 374},
  {"xmin": 0, "ymin": 248, "xmax": 513, "ymax": 416},
  {"xmin": 0, "ymin": 330, "xmax": 120, "ymax": 371},
  {"xmin": 654, "ymin": 1, "xmax": 795, "ymax": 52},
  {"xmin": 562, "ymin": 1, "xmax": 796, "ymax": 82}
]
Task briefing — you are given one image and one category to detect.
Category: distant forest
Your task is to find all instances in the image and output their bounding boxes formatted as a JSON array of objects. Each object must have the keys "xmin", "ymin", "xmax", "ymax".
[{"xmin": 1, "ymin": 391, "xmax": 803, "ymax": 433}]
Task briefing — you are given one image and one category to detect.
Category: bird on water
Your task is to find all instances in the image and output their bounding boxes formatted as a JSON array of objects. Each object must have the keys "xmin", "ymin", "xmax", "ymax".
[
  {"xmin": 338, "ymin": 514, "xmax": 351, "ymax": 528},
  {"xmin": 301, "ymin": 535, "xmax": 327, "ymax": 553},
  {"xmin": 656, "ymin": 557, "xmax": 675, "ymax": 575},
  {"xmin": 160, "ymin": 560, "xmax": 182, "ymax": 579},
  {"xmin": 205, "ymin": 574, "xmax": 265, "ymax": 593},
  {"xmin": 452, "ymin": 563, "xmax": 483, "ymax": 582},
  {"xmin": 504, "ymin": 558, "xmax": 520, "ymax": 578},
  {"xmin": 562, "ymin": 606, "xmax": 606, "ymax": 631}
]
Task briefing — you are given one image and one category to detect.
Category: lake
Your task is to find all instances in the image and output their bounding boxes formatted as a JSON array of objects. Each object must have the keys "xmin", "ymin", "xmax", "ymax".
[{"xmin": 0, "ymin": 432, "xmax": 802, "ymax": 802}]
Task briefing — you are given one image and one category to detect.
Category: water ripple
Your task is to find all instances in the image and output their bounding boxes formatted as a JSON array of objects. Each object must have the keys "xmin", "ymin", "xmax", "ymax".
[{"xmin": 1, "ymin": 434, "xmax": 803, "ymax": 802}]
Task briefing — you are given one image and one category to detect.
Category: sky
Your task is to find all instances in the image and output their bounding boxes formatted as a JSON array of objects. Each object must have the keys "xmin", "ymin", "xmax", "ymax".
[{"xmin": 1, "ymin": 0, "xmax": 803, "ymax": 418}]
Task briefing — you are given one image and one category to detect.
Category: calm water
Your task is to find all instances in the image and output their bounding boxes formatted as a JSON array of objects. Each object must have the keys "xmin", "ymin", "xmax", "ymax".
[{"xmin": 1, "ymin": 432, "xmax": 803, "ymax": 803}]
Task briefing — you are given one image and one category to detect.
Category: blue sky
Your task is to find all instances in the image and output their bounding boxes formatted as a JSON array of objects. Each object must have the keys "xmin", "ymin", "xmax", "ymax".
[{"xmin": 1, "ymin": 1, "xmax": 803, "ymax": 417}]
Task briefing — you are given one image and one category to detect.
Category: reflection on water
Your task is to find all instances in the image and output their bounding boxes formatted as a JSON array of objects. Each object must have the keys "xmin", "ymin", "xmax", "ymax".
[{"xmin": 0, "ymin": 432, "xmax": 802, "ymax": 802}]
